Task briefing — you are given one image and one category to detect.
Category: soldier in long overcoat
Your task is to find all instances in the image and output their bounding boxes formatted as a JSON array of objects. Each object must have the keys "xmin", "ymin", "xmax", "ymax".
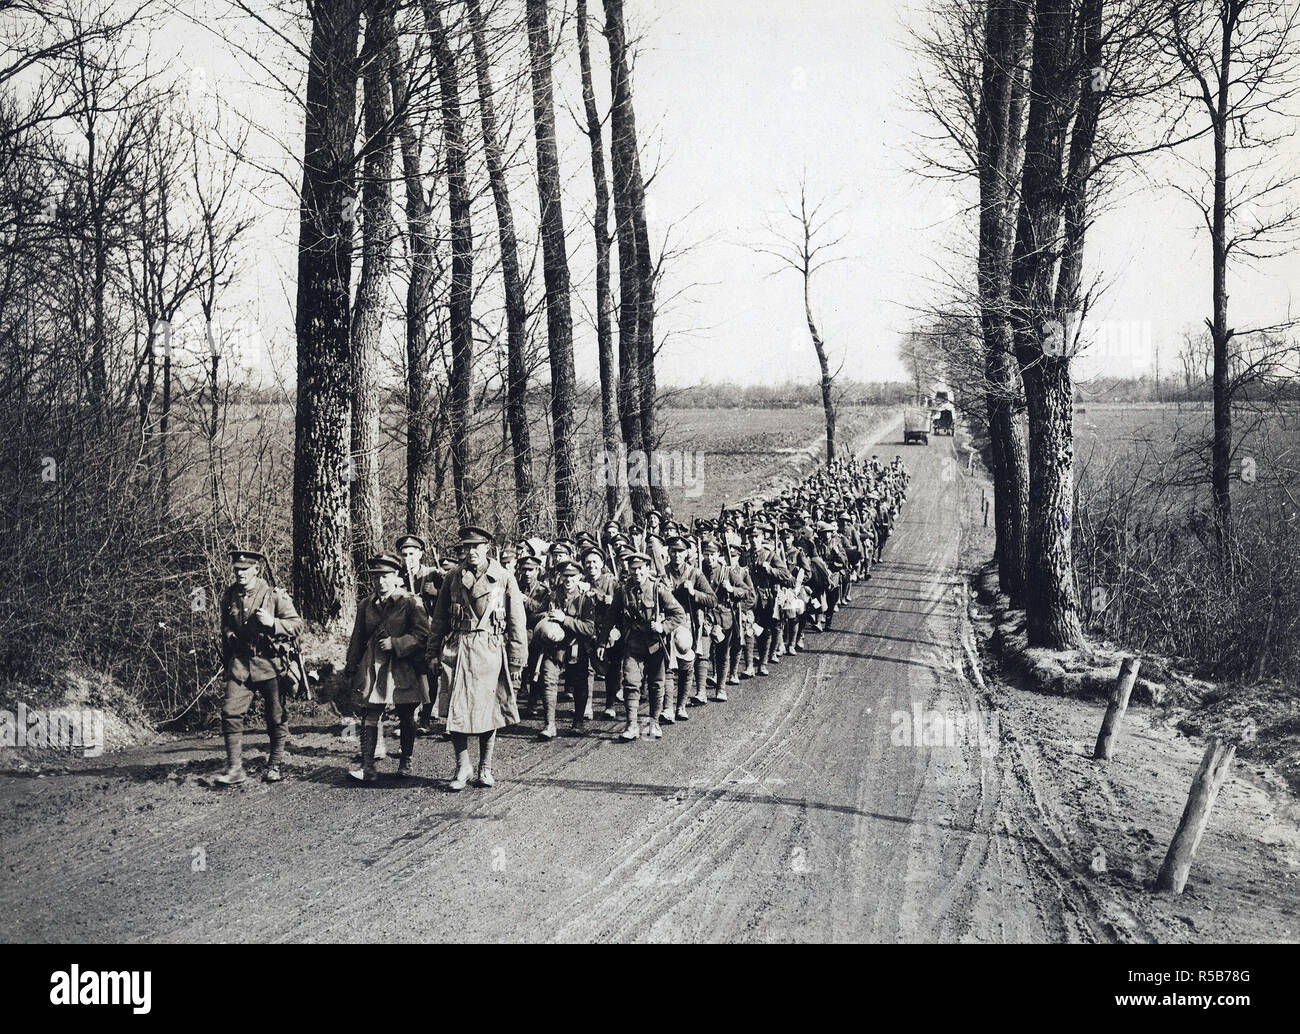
[
  {"xmin": 427, "ymin": 526, "xmax": 528, "ymax": 790},
  {"xmin": 216, "ymin": 549, "xmax": 303, "ymax": 786}
]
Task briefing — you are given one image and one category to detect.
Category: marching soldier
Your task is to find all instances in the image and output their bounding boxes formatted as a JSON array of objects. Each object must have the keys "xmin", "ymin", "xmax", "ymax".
[
  {"xmin": 517, "ymin": 555, "xmax": 550, "ymax": 715},
  {"xmin": 396, "ymin": 533, "xmax": 442, "ymax": 734},
  {"xmin": 343, "ymin": 554, "xmax": 431, "ymax": 782},
  {"xmin": 535, "ymin": 560, "xmax": 597, "ymax": 738},
  {"xmin": 581, "ymin": 545, "xmax": 623, "ymax": 719},
  {"xmin": 664, "ymin": 535, "xmax": 718, "ymax": 722},
  {"xmin": 426, "ymin": 526, "xmax": 528, "ymax": 790},
  {"xmin": 699, "ymin": 535, "xmax": 754, "ymax": 699},
  {"xmin": 215, "ymin": 549, "xmax": 303, "ymax": 786},
  {"xmin": 606, "ymin": 551, "xmax": 686, "ymax": 741},
  {"xmin": 745, "ymin": 522, "xmax": 793, "ymax": 677}
]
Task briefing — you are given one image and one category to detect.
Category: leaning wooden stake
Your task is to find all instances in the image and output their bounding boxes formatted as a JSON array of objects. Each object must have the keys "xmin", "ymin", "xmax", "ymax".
[
  {"xmin": 1156, "ymin": 737, "xmax": 1236, "ymax": 894},
  {"xmin": 1093, "ymin": 657, "xmax": 1140, "ymax": 760}
]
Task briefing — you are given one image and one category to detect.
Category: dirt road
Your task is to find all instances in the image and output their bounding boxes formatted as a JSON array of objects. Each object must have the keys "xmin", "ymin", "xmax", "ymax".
[{"xmin": 0, "ymin": 433, "xmax": 1129, "ymax": 943}]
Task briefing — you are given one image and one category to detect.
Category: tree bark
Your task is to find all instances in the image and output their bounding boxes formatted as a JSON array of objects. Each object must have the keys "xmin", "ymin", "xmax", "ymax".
[
  {"xmin": 805, "ymin": 272, "xmax": 836, "ymax": 462},
  {"xmin": 467, "ymin": 0, "xmax": 539, "ymax": 534},
  {"xmin": 577, "ymin": 0, "xmax": 620, "ymax": 519},
  {"xmin": 387, "ymin": 39, "xmax": 437, "ymax": 541},
  {"xmin": 977, "ymin": 0, "xmax": 1030, "ymax": 601},
  {"xmin": 604, "ymin": 0, "xmax": 651, "ymax": 518},
  {"xmin": 1010, "ymin": 0, "xmax": 1087, "ymax": 649},
  {"xmin": 1209, "ymin": 2, "xmax": 1237, "ymax": 548},
  {"xmin": 293, "ymin": 0, "xmax": 360, "ymax": 629},
  {"xmin": 525, "ymin": 0, "xmax": 580, "ymax": 537},
  {"xmin": 349, "ymin": 1, "xmax": 393, "ymax": 567},
  {"xmin": 426, "ymin": 1, "xmax": 475, "ymax": 525}
]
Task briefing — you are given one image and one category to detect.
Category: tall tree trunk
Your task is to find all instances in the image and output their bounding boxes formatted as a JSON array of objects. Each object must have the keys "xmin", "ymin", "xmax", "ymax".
[
  {"xmin": 629, "ymin": 151, "xmax": 666, "ymax": 509},
  {"xmin": 804, "ymin": 274, "xmax": 836, "ymax": 461},
  {"xmin": 388, "ymin": 40, "xmax": 436, "ymax": 541},
  {"xmin": 1010, "ymin": 0, "xmax": 1086, "ymax": 649},
  {"xmin": 604, "ymin": 0, "xmax": 650, "ymax": 518},
  {"xmin": 349, "ymin": 1, "xmax": 393, "ymax": 567},
  {"xmin": 526, "ymin": 0, "xmax": 580, "ymax": 536},
  {"xmin": 1209, "ymin": 3, "xmax": 1235, "ymax": 548},
  {"xmin": 426, "ymin": 1, "xmax": 475, "ymax": 525},
  {"xmin": 467, "ymin": 0, "xmax": 538, "ymax": 534},
  {"xmin": 577, "ymin": 0, "xmax": 620, "ymax": 519},
  {"xmin": 293, "ymin": 0, "xmax": 360, "ymax": 628},
  {"xmin": 977, "ymin": 0, "xmax": 1029, "ymax": 601}
]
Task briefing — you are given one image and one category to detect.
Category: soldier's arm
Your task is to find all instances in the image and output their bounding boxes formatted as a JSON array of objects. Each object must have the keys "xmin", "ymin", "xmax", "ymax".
[
  {"xmin": 391, "ymin": 597, "xmax": 430, "ymax": 658},
  {"xmin": 271, "ymin": 588, "xmax": 304, "ymax": 638},
  {"xmin": 219, "ymin": 588, "xmax": 237, "ymax": 643},
  {"xmin": 562, "ymin": 597, "xmax": 596, "ymax": 641},
  {"xmin": 504, "ymin": 575, "xmax": 529, "ymax": 672},
  {"xmin": 659, "ymin": 585, "xmax": 687, "ymax": 631},
  {"xmin": 771, "ymin": 555, "xmax": 794, "ymax": 587},
  {"xmin": 425, "ymin": 576, "xmax": 453, "ymax": 664},
  {"xmin": 738, "ymin": 569, "xmax": 757, "ymax": 609},
  {"xmin": 691, "ymin": 570, "xmax": 717, "ymax": 610},
  {"xmin": 343, "ymin": 605, "xmax": 367, "ymax": 674}
]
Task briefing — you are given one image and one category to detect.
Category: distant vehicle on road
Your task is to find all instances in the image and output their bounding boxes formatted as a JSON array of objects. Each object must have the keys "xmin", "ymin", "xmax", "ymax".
[
  {"xmin": 932, "ymin": 408, "xmax": 954, "ymax": 436},
  {"xmin": 904, "ymin": 408, "xmax": 931, "ymax": 445}
]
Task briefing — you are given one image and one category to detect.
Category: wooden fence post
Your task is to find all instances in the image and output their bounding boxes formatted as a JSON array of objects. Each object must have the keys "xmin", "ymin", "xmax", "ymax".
[
  {"xmin": 1093, "ymin": 657, "xmax": 1140, "ymax": 760},
  {"xmin": 1155, "ymin": 737, "xmax": 1236, "ymax": 894}
]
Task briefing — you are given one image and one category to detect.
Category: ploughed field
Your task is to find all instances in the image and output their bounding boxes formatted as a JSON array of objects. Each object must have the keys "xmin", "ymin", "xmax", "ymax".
[{"xmin": 1072, "ymin": 402, "xmax": 1300, "ymax": 516}]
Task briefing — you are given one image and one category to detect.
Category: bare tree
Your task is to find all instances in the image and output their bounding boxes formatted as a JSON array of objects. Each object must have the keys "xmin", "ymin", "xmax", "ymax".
[
  {"xmin": 576, "ymin": 0, "xmax": 619, "ymax": 519},
  {"xmin": 525, "ymin": 0, "xmax": 580, "ymax": 535},
  {"xmin": 349, "ymin": 0, "xmax": 395, "ymax": 565},
  {"xmin": 1166, "ymin": 0, "xmax": 1300, "ymax": 547},
  {"xmin": 467, "ymin": 0, "xmax": 539, "ymax": 532},
  {"xmin": 293, "ymin": 0, "xmax": 360, "ymax": 629},
  {"xmin": 754, "ymin": 174, "xmax": 846, "ymax": 463},
  {"xmin": 425, "ymin": 0, "xmax": 475, "ymax": 525}
]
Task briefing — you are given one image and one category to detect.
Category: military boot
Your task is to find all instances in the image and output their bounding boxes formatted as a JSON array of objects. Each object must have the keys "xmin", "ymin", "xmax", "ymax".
[
  {"xmin": 348, "ymin": 724, "xmax": 379, "ymax": 783},
  {"xmin": 264, "ymin": 723, "xmax": 285, "ymax": 783},
  {"xmin": 215, "ymin": 723, "xmax": 245, "ymax": 786},
  {"xmin": 397, "ymin": 718, "xmax": 416, "ymax": 778}
]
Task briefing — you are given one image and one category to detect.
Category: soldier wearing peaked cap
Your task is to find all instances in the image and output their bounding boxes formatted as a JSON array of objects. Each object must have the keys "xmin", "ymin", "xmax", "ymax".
[
  {"xmin": 215, "ymin": 549, "xmax": 304, "ymax": 786},
  {"xmin": 343, "ymin": 554, "xmax": 431, "ymax": 782},
  {"xmin": 605, "ymin": 551, "xmax": 686, "ymax": 741},
  {"xmin": 395, "ymin": 533, "xmax": 442, "ymax": 733},
  {"xmin": 534, "ymin": 559, "xmax": 597, "ymax": 739},
  {"xmin": 426, "ymin": 526, "xmax": 528, "ymax": 791}
]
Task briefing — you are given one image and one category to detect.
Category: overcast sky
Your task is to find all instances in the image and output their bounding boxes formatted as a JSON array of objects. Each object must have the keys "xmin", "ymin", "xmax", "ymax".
[{"xmin": 168, "ymin": 0, "xmax": 1300, "ymax": 390}]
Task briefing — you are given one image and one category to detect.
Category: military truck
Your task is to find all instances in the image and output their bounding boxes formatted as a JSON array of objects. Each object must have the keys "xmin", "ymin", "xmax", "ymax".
[{"xmin": 904, "ymin": 408, "xmax": 931, "ymax": 445}]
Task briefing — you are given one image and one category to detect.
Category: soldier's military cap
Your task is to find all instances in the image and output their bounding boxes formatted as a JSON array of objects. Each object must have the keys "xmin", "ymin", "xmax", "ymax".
[
  {"xmin": 500, "ymin": 546, "xmax": 518, "ymax": 562},
  {"xmin": 817, "ymin": 521, "xmax": 837, "ymax": 533},
  {"xmin": 366, "ymin": 553, "xmax": 403, "ymax": 573},
  {"xmin": 574, "ymin": 530, "xmax": 598, "ymax": 546},
  {"xmin": 549, "ymin": 539, "xmax": 575, "ymax": 555},
  {"xmin": 580, "ymin": 545, "xmax": 605, "ymax": 561},
  {"xmin": 647, "ymin": 509, "xmax": 662, "ymax": 521},
  {"xmin": 458, "ymin": 525, "xmax": 494, "ymax": 545},
  {"xmin": 553, "ymin": 560, "xmax": 581, "ymax": 577},
  {"xmin": 700, "ymin": 535, "xmax": 721, "ymax": 553},
  {"xmin": 665, "ymin": 535, "xmax": 690, "ymax": 550},
  {"xmin": 395, "ymin": 533, "xmax": 426, "ymax": 551},
  {"xmin": 750, "ymin": 521, "xmax": 774, "ymax": 534},
  {"xmin": 623, "ymin": 550, "xmax": 651, "ymax": 565},
  {"xmin": 518, "ymin": 556, "xmax": 542, "ymax": 571},
  {"xmin": 228, "ymin": 548, "xmax": 265, "ymax": 570}
]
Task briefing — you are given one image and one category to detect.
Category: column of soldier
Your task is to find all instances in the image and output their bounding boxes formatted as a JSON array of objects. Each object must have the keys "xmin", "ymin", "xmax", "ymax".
[{"xmin": 212, "ymin": 454, "xmax": 910, "ymax": 791}]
